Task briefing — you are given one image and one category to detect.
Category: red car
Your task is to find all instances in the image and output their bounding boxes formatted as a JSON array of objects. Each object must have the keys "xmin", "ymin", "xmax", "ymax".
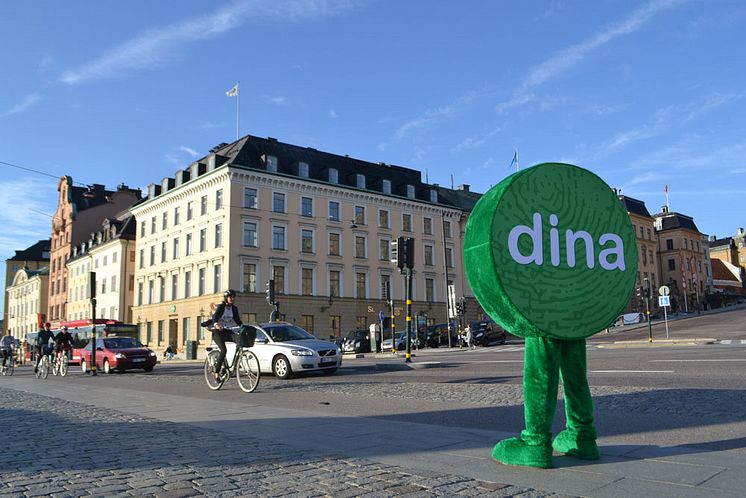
[{"xmin": 80, "ymin": 337, "xmax": 157, "ymax": 374}]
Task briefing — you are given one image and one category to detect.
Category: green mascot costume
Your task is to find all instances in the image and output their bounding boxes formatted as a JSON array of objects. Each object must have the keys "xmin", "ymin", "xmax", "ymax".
[{"xmin": 464, "ymin": 163, "xmax": 637, "ymax": 468}]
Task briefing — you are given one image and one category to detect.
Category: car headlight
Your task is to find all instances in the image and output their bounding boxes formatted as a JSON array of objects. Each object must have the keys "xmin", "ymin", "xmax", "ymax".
[
  {"xmin": 149, "ymin": 351, "xmax": 157, "ymax": 357},
  {"xmin": 291, "ymin": 349, "xmax": 314, "ymax": 357},
  {"xmin": 115, "ymin": 353, "xmax": 126, "ymax": 359}
]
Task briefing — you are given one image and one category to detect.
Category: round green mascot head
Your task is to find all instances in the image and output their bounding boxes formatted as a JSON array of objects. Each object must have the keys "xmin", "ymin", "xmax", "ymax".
[{"xmin": 464, "ymin": 163, "xmax": 637, "ymax": 339}]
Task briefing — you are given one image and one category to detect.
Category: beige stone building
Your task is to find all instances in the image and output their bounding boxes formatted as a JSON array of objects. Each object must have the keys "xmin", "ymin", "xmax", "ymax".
[
  {"xmin": 130, "ymin": 136, "xmax": 469, "ymax": 357},
  {"xmin": 48, "ymin": 177, "xmax": 141, "ymax": 327},
  {"xmin": 653, "ymin": 207, "xmax": 708, "ymax": 312},
  {"xmin": 6, "ymin": 267, "xmax": 49, "ymax": 337},
  {"xmin": 66, "ymin": 248, "xmax": 92, "ymax": 322},
  {"xmin": 618, "ymin": 196, "xmax": 661, "ymax": 313},
  {"xmin": 3, "ymin": 240, "xmax": 50, "ymax": 333}
]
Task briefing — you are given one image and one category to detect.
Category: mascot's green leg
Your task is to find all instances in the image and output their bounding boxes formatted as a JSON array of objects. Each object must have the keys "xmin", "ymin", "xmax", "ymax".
[
  {"xmin": 552, "ymin": 339, "xmax": 600, "ymax": 460},
  {"xmin": 492, "ymin": 337, "xmax": 559, "ymax": 468}
]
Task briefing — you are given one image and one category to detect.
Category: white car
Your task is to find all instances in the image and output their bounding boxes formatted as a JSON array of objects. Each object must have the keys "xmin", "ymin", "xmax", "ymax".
[
  {"xmin": 381, "ymin": 331, "xmax": 419, "ymax": 351},
  {"xmin": 248, "ymin": 323, "xmax": 341, "ymax": 379}
]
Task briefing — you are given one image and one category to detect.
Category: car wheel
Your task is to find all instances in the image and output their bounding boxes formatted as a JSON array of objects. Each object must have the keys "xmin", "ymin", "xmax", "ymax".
[
  {"xmin": 273, "ymin": 355, "xmax": 293, "ymax": 379},
  {"xmin": 81, "ymin": 359, "xmax": 88, "ymax": 373},
  {"xmin": 103, "ymin": 359, "xmax": 112, "ymax": 374},
  {"xmin": 144, "ymin": 366, "xmax": 154, "ymax": 372}
]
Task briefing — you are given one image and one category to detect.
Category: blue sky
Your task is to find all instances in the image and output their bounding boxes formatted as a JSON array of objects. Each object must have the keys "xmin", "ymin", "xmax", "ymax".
[{"xmin": 2, "ymin": 0, "xmax": 745, "ymax": 314}]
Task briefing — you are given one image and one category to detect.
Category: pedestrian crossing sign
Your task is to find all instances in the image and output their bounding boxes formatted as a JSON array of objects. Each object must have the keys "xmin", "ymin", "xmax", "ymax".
[{"xmin": 658, "ymin": 295, "xmax": 670, "ymax": 307}]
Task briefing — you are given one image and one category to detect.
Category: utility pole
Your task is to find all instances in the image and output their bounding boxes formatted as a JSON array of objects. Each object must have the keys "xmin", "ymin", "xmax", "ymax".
[
  {"xmin": 90, "ymin": 271, "xmax": 97, "ymax": 376},
  {"xmin": 644, "ymin": 277, "xmax": 653, "ymax": 343}
]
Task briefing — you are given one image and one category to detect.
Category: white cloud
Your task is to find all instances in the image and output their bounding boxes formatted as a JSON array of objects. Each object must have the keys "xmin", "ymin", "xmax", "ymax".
[
  {"xmin": 60, "ymin": 0, "xmax": 358, "ymax": 85},
  {"xmin": 496, "ymin": 0, "xmax": 684, "ymax": 113},
  {"xmin": 1, "ymin": 93, "xmax": 42, "ymax": 118},
  {"xmin": 329, "ymin": 110, "xmax": 339, "ymax": 118},
  {"xmin": 451, "ymin": 125, "xmax": 502, "ymax": 152},
  {"xmin": 179, "ymin": 146, "xmax": 200, "ymax": 157},
  {"xmin": 266, "ymin": 96, "xmax": 289, "ymax": 105},
  {"xmin": 683, "ymin": 92, "xmax": 741, "ymax": 123},
  {"xmin": 606, "ymin": 106, "xmax": 674, "ymax": 150}
]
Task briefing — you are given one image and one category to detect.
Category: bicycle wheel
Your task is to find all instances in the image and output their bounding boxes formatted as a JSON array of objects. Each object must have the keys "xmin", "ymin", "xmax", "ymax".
[
  {"xmin": 52, "ymin": 357, "xmax": 59, "ymax": 376},
  {"xmin": 60, "ymin": 355, "xmax": 69, "ymax": 377},
  {"xmin": 204, "ymin": 350, "xmax": 225, "ymax": 391},
  {"xmin": 5, "ymin": 360, "xmax": 12, "ymax": 376},
  {"xmin": 236, "ymin": 350, "xmax": 260, "ymax": 393},
  {"xmin": 40, "ymin": 356, "xmax": 50, "ymax": 380}
]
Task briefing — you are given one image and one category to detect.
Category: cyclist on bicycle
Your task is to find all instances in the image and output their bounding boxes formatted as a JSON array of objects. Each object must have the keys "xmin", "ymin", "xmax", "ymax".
[
  {"xmin": 34, "ymin": 322, "xmax": 55, "ymax": 373},
  {"xmin": 210, "ymin": 290, "xmax": 243, "ymax": 379},
  {"xmin": 1, "ymin": 330, "xmax": 15, "ymax": 370},
  {"xmin": 53, "ymin": 326, "xmax": 74, "ymax": 364}
]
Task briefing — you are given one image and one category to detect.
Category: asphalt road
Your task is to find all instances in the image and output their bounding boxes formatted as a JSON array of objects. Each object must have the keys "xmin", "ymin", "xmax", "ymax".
[{"xmin": 9, "ymin": 306, "xmax": 746, "ymax": 453}]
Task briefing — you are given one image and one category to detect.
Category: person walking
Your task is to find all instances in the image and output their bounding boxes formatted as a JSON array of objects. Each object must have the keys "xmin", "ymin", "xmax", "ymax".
[{"xmin": 465, "ymin": 325, "xmax": 475, "ymax": 350}]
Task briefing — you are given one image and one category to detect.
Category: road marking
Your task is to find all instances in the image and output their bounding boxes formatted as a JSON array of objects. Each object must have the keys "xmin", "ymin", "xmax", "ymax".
[
  {"xmin": 651, "ymin": 359, "xmax": 746, "ymax": 362},
  {"xmin": 721, "ymin": 340, "xmax": 732, "ymax": 344},
  {"xmin": 472, "ymin": 360, "xmax": 524, "ymax": 363},
  {"xmin": 591, "ymin": 370, "xmax": 674, "ymax": 373}
]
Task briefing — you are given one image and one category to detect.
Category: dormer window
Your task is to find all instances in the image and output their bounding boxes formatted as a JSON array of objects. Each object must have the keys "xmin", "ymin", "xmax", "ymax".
[
  {"xmin": 406, "ymin": 185, "xmax": 416, "ymax": 198},
  {"xmin": 265, "ymin": 155, "xmax": 278, "ymax": 172},
  {"xmin": 382, "ymin": 179, "xmax": 391, "ymax": 194},
  {"xmin": 328, "ymin": 168, "xmax": 338, "ymax": 184},
  {"xmin": 429, "ymin": 189, "xmax": 438, "ymax": 203},
  {"xmin": 356, "ymin": 174, "xmax": 366, "ymax": 189},
  {"xmin": 298, "ymin": 162, "xmax": 309, "ymax": 178}
]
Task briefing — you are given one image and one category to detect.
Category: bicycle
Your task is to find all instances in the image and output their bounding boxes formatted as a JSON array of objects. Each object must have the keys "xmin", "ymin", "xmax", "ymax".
[
  {"xmin": 35, "ymin": 348, "xmax": 52, "ymax": 380},
  {"xmin": 0, "ymin": 349, "xmax": 14, "ymax": 376},
  {"xmin": 51, "ymin": 349, "xmax": 70, "ymax": 377},
  {"xmin": 203, "ymin": 325, "xmax": 260, "ymax": 393}
]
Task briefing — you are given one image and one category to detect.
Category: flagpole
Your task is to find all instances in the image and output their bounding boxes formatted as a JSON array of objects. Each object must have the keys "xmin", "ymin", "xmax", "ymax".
[
  {"xmin": 665, "ymin": 185, "xmax": 670, "ymax": 210},
  {"xmin": 236, "ymin": 81, "xmax": 240, "ymax": 141}
]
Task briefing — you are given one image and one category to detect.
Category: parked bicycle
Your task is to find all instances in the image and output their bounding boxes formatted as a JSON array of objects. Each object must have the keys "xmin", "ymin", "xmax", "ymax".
[
  {"xmin": 203, "ymin": 325, "xmax": 260, "ymax": 393},
  {"xmin": 0, "ymin": 348, "xmax": 14, "ymax": 376}
]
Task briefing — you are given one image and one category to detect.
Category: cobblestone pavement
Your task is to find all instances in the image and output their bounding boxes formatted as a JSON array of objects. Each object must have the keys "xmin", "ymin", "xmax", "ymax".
[{"xmin": 0, "ymin": 387, "xmax": 572, "ymax": 498}]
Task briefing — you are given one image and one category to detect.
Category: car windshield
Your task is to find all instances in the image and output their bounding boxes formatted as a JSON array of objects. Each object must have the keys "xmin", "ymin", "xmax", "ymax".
[
  {"xmin": 265, "ymin": 325, "xmax": 314, "ymax": 342},
  {"xmin": 103, "ymin": 338, "xmax": 143, "ymax": 349},
  {"xmin": 346, "ymin": 330, "xmax": 366, "ymax": 340}
]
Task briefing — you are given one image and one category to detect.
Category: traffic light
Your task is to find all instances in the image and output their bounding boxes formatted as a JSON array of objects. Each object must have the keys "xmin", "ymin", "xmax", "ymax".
[
  {"xmin": 390, "ymin": 238, "xmax": 401, "ymax": 269},
  {"xmin": 461, "ymin": 299, "xmax": 467, "ymax": 316},
  {"xmin": 390, "ymin": 237, "xmax": 414, "ymax": 270},
  {"xmin": 403, "ymin": 237, "xmax": 415, "ymax": 269},
  {"xmin": 643, "ymin": 278, "xmax": 651, "ymax": 298},
  {"xmin": 265, "ymin": 279, "xmax": 275, "ymax": 305},
  {"xmin": 455, "ymin": 301, "xmax": 463, "ymax": 316},
  {"xmin": 636, "ymin": 286, "xmax": 644, "ymax": 299}
]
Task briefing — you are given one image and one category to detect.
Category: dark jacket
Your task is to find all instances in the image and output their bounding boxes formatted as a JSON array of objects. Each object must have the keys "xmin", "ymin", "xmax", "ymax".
[
  {"xmin": 37, "ymin": 329, "xmax": 54, "ymax": 348},
  {"xmin": 210, "ymin": 303, "xmax": 243, "ymax": 328}
]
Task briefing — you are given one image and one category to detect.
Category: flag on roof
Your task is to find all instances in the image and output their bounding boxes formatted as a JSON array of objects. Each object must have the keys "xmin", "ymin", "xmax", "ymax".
[{"xmin": 226, "ymin": 83, "xmax": 239, "ymax": 97}]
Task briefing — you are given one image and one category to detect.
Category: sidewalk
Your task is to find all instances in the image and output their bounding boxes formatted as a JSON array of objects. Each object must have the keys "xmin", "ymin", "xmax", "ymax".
[{"xmin": 5, "ymin": 376, "xmax": 744, "ymax": 497}]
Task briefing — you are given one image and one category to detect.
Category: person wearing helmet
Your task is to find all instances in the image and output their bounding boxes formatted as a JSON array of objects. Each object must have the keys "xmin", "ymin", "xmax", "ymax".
[{"xmin": 210, "ymin": 290, "xmax": 243, "ymax": 379}]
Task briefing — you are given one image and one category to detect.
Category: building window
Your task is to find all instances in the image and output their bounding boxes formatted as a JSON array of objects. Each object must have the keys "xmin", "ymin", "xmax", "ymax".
[
  {"xmin": 301, "ymin": 315, "xmax": 314, "ymax": 334},
  {"xmin": 187, "ymin": 201, "xmax": 193, "ymax": 220},
  {"xmin": 356, "ymin": 316, "xmax": 368, "ymax": 330},
  {"xmin": 402, "ymin": 213, "xmax": 412, "ymax": 232},
  {"xmin": 668, "ymin": 259, "xmax": 676, "ymax": 271},
  {"xmin": 329, "ymin": 270, "xmax": 341, "ymax": 297},
  {"xmin": 137, "ymin": 282, "xmax": 143, "ymax": 305},
  {"xmin": 444, "ymin": 220, "xmax": 452, "ymax": 238},
  {"xmin": 198, "ymin": 268, "xmax": 206, "ymax": 296},
  {"xmin": 139, "ymin": 249, "xmax": 144, "ymax": 269},
  {"xmin": 298, "ymin": 162, "xmax": 309, "ymax": 178},
  {"xmin": 425, "ymin": 278, "xmax": 435, "ymax": 302},
  {"xmin": 242, "ymin": 263, "xmax": 256, "ymax": 292},
  {"xmin": 216, "ymin": 189, "xmax": 223, "ymax": 210},
  {"xmin": 381, "ymin": 274, "xmax": 391, "ymax": 299},
  {"xmin": 328, "ymin": 168, "xmax": 338, "ymax": 183},
  {"xmin": 424, "ymin": 217, "xmax": 433, "ymax": 235},
  {"xmin": 382, "ymin": 179, "xmax": 391, "ymax": 194},
  {"xmin": 429, "ymin": 189, "xmax": 438, "ymax": 203},
  {"xmin": 174, "ymin": 207, "xmax": 180, "ymax": 225},
  {"xmin": 243, "ymin": 222, "xmax": 257, "ymax": 247},
  {"xmin": 199, "ymin": 228, "xmax": 207, "ymax": 252},
  {"xmin": 183, "ymin": 317, "xmax": 191, "ymax": 343},
  {"xmin": 302, "ymin": 268, "xmax": 313, "ymax": 296},
  {"xmin": 159, "ymin": 277, "xmax": 165, "ymax": 303},
  {"xmin": 186, "ymin": 234, "xmax": 193, "ymax": 255},
  {"xmin": 379, "ymin": 209, "xmax": 389, "ymax": 228},
  {"xmin": 140, "ymin": 221, "xmax": 145, "ymax": 237},
  {"xmin": 424, "ymin": 244, "xmax": 434, "ymax": 266},
  {"xmin": 244, "ymin": 188, "xmax": 258, "ymax": 209},
  {"xmin": 148, "ymin": 280, "xmax": 154, "ymax": 304},
  {"xmin": 111, "ymin": 275, "xmax": 117, "ymax": 292},
  {"xmin": 380, "ymin": 239, "xmax": 390, "ymax": 261},
  {"xmin": 213, "ymin": 264, "xmax": 222, "ymax": 294},
  {"xmin": 329, "ymin": 233, "xmax": 341, "ymax": 256},
  {"xmin": 301, "ymin": 229, "xmax": 314, "ymax": 253},
  {"xmin": 171, "ymin": 274, "xmax": 178, "ymax": 300},
  {"xmin": 356, "ymin": 174, "xmax": 366, "ymax": 189},
  {"xmin": 641, "ymin": 247, "xmax": 647, "ymax": 266},
  {"xmin": 162, "ymin": 212, "xmax": 168, "ymax": 230},
  {"xmin": 356, "ymin": 272, "xmax": 367, "ymax": 298},
  {"xmin": 273, "ymin": 192, "xmax": 286, "ymax": 213},
  {"xmin": 173, "ymin": 238, "xmax": 179, "ymax": 259},
  {"xmin": 666, "ymin": 239, "xmax": 674, "ymax": 250},
  {"xmin": 329, "ymin": 315, "xmax": 341, "ymax": 340},
  {"xmin": 149, "ymin": 246, "xmax": 155, "ymax": 266},
  {"xmin": 446, "ymin": 247, "xmax": 454, "ymax": 268},
  {"xmin": 158, "ymin": 320, "xmax": 164, "ymax": 344},
  {"xmin": 215, "ymin": 223, "xmax": 223, "ymax": 248},
  {"xmin": 184, "ymin": 271, "xmax": 191, "ymax": 298},
  {"xmin": 272, "ymin": 226, "xmax": 286, "ymax": 250},
  {"xmin": 328, "ymin": 201, "xmax": 340, "ymax": 221},
  {"xmin": 265, "ymin": 155, "xmax": 278, "ymax": 172},
  {"xmin": 151, "ymin": 217, "xmax": 156, "ymax": 234},
  {"xmin": 406, "ymin": 185, "xmax": 416, "ymax": 198},
  {"xmin": 146, "ymin": 322, "xmax": 153, "ymax": 344},
  {"xmin": 354, "ymin": 206, "xmax": 365, "ymax": 225},
  {"xmin": 200, "ymin": 195, "xmax": 208, "ymax": 216},
  {"xmin": 355, "ymin": 236, "xmax": 366, "ymax": 258},
  {"xmin": 301, "ymin": 196, "xmax": 313, "ymax": 217},
  {"xmin": 273, "ymin": 266, "xmax": 285, "ymax": 295}
]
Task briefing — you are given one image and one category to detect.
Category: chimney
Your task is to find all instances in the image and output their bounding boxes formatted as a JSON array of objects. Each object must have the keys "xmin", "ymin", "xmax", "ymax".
[
  {"xmin": 458, "ymin": 184, "xmax": 471, "ymax": 192},
  {"xmin": 710, "ymin": 235, "xmax": 717, "ymax": 242},
  {"xmin": 738, "ymin": 227, "xmax": 745, "ymax": 236},
  {"xmin": 661, "ymin": 205, "xmax": 669, "ymax": 214}
]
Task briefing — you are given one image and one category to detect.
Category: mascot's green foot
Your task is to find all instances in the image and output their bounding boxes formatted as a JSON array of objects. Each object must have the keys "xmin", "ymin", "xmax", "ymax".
[
  {"xmin": 552, "ymin": 430, "xmax": 600, "ymax": 460},
  {"xmin": 491, "ymin": 437, "xmax": 553, "ymax": 468}
]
